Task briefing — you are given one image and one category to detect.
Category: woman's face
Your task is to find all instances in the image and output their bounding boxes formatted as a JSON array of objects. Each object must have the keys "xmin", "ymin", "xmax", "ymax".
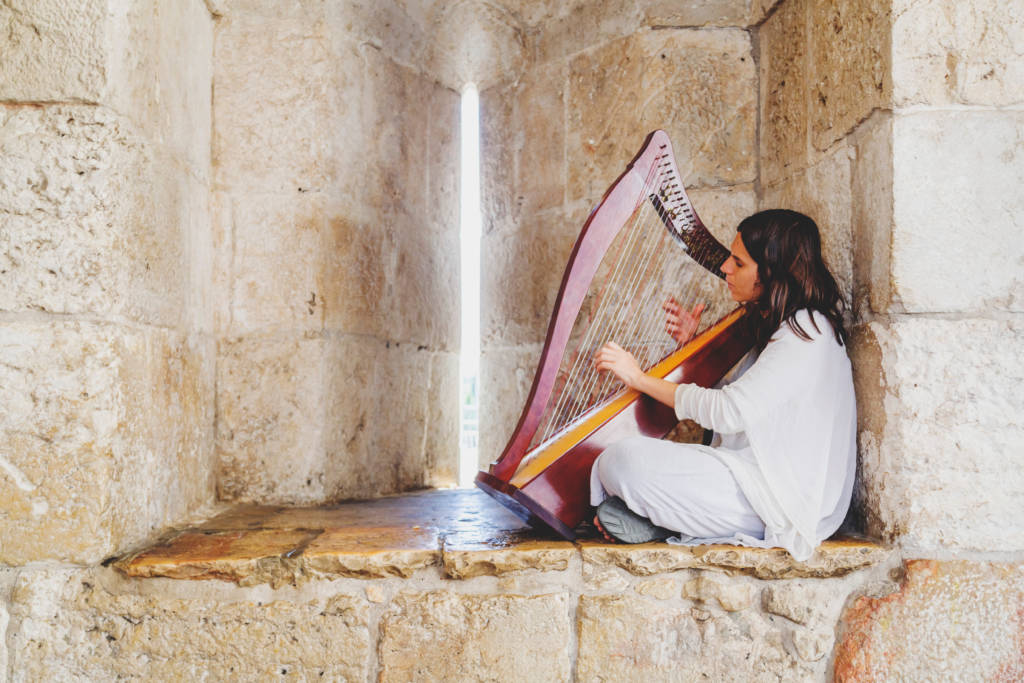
[{"xmin": 721, "ymin": 233, "xmax": 762, "ymax": 303}]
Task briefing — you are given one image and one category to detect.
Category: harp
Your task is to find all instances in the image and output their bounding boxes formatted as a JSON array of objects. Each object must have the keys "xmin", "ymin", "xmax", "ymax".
[{"xmin": 475, "ymin": 130, "xmax": 754, "ymax": 539}]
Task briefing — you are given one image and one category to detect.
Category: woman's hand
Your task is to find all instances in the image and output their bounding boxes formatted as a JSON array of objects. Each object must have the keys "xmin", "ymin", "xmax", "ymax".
[
  {"xmin": 663, "ymin": 297, "xmax": 705, "ymax": 346},
  {"xmin": 593, "ymin": 342, "xmax": 644, "ymax": 389}
]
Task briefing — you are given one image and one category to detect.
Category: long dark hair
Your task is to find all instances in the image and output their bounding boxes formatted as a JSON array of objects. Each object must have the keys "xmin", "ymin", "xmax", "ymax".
[{"xmin": 736, "ymin": 209, "xmax": 847, "ymax": 349}]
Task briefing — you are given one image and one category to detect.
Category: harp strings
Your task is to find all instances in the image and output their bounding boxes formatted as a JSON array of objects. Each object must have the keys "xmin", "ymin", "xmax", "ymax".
[{"xmin": 535, "ymin": 151, "xmax": 723, "ymax": 447}]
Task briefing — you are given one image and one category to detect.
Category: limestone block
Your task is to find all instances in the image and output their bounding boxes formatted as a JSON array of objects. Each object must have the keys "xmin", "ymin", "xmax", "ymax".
[
  {"xmin": 0, "ymin": 105, "xmax": 195, "ymax": 327},
  {"xmin": 639, "ymin": 0, "xmax": 759, "ymax": 27},
  {"xmin": 850, "ymin": 111, "xmax": 893, "ymax": 318},
  {"xmin": 379, "ymin": 591, "xmax": 572, "ymax": 682},
  {"xmin": 478, "ymin": 343, "xmax": 542, "ymax": 469},
  {"xmin": 302, "ymin": 526, "xmax": 441, "ymax": 579},
  {"xmin": 329, "ymin": 43, "xmax": 433, "ymax": 227},
  {"xmin": 761, "ymin": 144, "xmax": 854, "ymax": 301},
  {"xmin": 0, "ymin": 599, "xmax": 7, "ymax": 682},
  {"xmin": 686, "ymin": 184, "xmax": 757, "ymax": 245},
  {"xmin": 422, "ymin": 351, "xmax": 460, "ymax": 488},
  {"xmin": 581, "ymin": 537, "xmax": 891, "ymax": 579},
  {"xmin": 0, "ymin": 321, "xmax": 214, "ymax": 565},
  {"xmin": 892, "ymin": 0, "xmax": 1024, "ymax": 107},
  {"xmin": 568, "ymin": 29, "xmax": 756, "ymax": 202},
  {"xmin": 213, "ymin": 11, "xmax": 334, "ymax": 192},
  {"xmin": 425, "ymin": 84, "xmax": 460, "ymax": 237},
  {"xmin": 482, "ymin": 206, "xmax": 584, "ymax": 348},
  {"xmin": 682, "ymin": 574, "xmax": 756, "ymax": 611},
  {"xmin": 891, "ymin": 111, "xmax": 1024, "ymax": 313},
  {"xmin": 759, "ymin": 0, "xmax": 808, "ymax": 185},
  {"xmin": 835, "ymin": 560, "xmax": 1024, "ymax": 680},
  {"xmin": 577, "ymin": 594, "xmax": 813, "ymax": 681},
  {"xmin": 852, "ymin": 317, "xmax": 1024, "ymax": 549},
  {"xmin": 809, "ymin": 0, "xmax": 891, "ymax": 151},
  {"xmin": 442, "ymin": 536, "xmax": 576, "ymax": 578},
  {"xmin": 225, "ymin": 192, "xmax": 326, "ymax": 336},
  {"xmin": 324, "ymin": 336, "xmax": 458, "ymax": 499},
  {"xmin": 216, "ymin": 333, "xmax": 328, "ymax": 504},
  {"xmin": 211, "ymin": 191, "xmax": 233, "ymax": 337},
  {"xmin": 8, "ymin": 568, "xmax": 372, "ymax": 680},
  {"xmin": 761, "ymin": 581, "xmax": 841, "ymax": 626},
  {"xmin": 106, "ymin": 0, "xmax": 214, "ymax": 175},
  {"xmin": 634, "ymin": 577, "xmax": 678, "ymax": 600},
  {"xmin": 0, "ymin": 0, "xmax": 108, "ymax": 102},
  {"xmin": 326, "ymin": 0, "xmax": 430, "ymax": 67},
  {"xmin": 426, "ymin": 1, "xmax": 529, "ymax": 90},
  {"xmin": 531, "ymin": 0, "xmax": 642, "ymax": 65},
  {"xmin": 480, "ymin": 61, "xmax": 566, "ymax": 235}
]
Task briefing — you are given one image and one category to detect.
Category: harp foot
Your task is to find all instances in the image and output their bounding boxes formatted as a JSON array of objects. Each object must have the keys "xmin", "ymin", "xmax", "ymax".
[{"xmin": 474, "ymin": 471, "xmax": 578, "ymax": 541}]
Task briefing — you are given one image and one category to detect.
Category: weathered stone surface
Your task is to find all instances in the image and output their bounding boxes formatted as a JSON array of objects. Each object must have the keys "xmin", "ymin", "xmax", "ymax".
[
  {"xmin": 892, "ymin": 0, "xmax": 1024, "ymax": 107},
  {"xmin": 216, "ymin": 333, "xmax": 328, "ymax": 504},
  {"xmin": 687, "ymin": 184, "xmax": 757, "ymax": 244},
  {"xmin": 761, "ymin": 143, "xmax": 854, "ymax": 300},
  {"xmin": 1, "ymin": 0, "xmax": 213, "ymax": 173},
  {"xmin": 116, "ymin": 529, "xmax": 317, "ymax": 587},
  {"xmin": 324, "ymin": 337, "xmax": 458, "ymax": 499},
  {"xmin": 568, "ymin": 28, "xmax": 756, "ymax": 202},
  {"xmin": 482, "ymin": 206, "xmax": 583, "ymax": 347},
  {"xmin": 809, "ymin": 0, "xmax": 891, "ymax": 151},
  {"xmin": 531, "ymin": 0, "xmax": 642, "ymax": 65},
  {"xmin": 851, "ymin": 317, "xmax": 1024, "ymax": 550},
  {"xmin": 0, "ymin": 105, "xmax": 198, "ymax": 327},
  {"xmin": 581, "ymin": 537, "xmax": 891, "ymax": 579},
  {"xmin": 303, "ymin": 526, "xmax": 440, "ymax": 579},
  {"xmin": 634, "ymin": 577, "xmax": 678, "ymax": 599},
  {"xmin": 761, "ymin": 581, "xmax": 840, "ymax": 626},
  {"xmin": 0, "ymin": 598, "xmax": 7, "ymax": 681},
  {"xmin": 850, "ymin": 111, "xmax": 893, "ymax": 318},
  {"xmin": 226, "ymin": 192, "xmax": 326, "ymax": 336},
  {"xmin": 0, "ymin": 321, "xmax": 214, "ymax": 565},
  {"xmin": 683, "ymin": 574, "xmax": 756, "ymax": 611},
  {"xmin": 640, "ymin": 0, "xmax": 765, "ymax": 27},
  {"xmin": 0, "ymin": 0, "xmax": 108, "ymax": 102},
  {"xmin": 443, "ymin": 535, "xmax": 576, "ymax": 579},
  {"xmin": 213, "ymin": 10, "xmax": 334, "ymax": 193},
  {"xmin": 426, "ymin": 1, "xmax": 529, "ymax": 89},
  {"xmin": 480, "ymin": 61, "xmax": 566, "ymax": 235},
  {"xmin": 835, "ymin": 560, "xmax": 1024, "ymax": 680},
  {"xmin": 479, "ymin": 343, "xmax": 542, "ymax": 469},
  {"xmin": 891, "ymin": 111, "xmax": 1024, "ymax": 313},
  {"xmin": 379, "ymin": 591, "xmax": 572, "ymax": 682},
  {"xmin": 759, "ymin": 0, "xmax": 808, "ymax": 185},
  {"xmin": 577, "ymin": 593, "xmax": 814, "ymax": 681},
  {"xmin": 8, "ymin": 568, "xmax": 372, "ymax": 680}
]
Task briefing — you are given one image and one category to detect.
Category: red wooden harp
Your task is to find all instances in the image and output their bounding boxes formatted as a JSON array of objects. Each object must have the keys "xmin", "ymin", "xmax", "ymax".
[{"xmin": 475, "ymin": 130, "xmax": 754, "ymax": 539}]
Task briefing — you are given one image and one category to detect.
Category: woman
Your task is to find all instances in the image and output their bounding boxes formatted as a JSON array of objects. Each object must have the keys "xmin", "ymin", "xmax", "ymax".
[{"xmin": 590, "ymin": 209, "xmax": 856, "ymax": 561}]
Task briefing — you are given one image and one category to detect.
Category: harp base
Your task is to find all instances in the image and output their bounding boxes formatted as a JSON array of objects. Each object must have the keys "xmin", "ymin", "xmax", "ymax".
[{"xmin": 474, "ymin": 471, "xmax": 577, "ymax": 541}]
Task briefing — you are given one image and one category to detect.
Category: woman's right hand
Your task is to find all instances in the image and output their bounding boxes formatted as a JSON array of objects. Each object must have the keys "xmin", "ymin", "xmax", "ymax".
[{"xmin": 663, "ymin": 297, "xmax": 705, "ymax": 346}]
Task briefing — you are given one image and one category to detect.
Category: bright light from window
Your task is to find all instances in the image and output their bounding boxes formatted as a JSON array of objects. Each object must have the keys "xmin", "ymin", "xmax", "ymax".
[{"xmin": 459, "ymin": 84, "xmax": 481, "ymax": 488}]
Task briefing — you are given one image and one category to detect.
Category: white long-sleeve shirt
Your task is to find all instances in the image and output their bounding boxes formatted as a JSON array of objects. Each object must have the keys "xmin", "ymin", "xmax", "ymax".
[{"xmin": 673, "ymin": 309, "xmax": 857, "ymax": 561}]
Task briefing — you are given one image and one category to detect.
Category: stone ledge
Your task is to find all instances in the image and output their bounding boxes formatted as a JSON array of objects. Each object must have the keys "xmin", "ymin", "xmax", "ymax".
[
  {"xmin": 579, "ymin": 536, "xmax": 890, "ymax": 580},
  {"xmin": 114, "ymin": 489, "xmax": 888, "ymax": 586}
]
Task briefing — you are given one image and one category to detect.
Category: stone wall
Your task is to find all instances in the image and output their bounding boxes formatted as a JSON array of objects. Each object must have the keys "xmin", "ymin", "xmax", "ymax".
[
  {"xmin": 857, "ymin": 0, "xmax": 1024, "ymax": 552},
  {"xmin": 0, "ymin": 0, "xmax": 216, "ymax": 565},
  {"xmin": 211, "ymin": 1, "xmax": 460, "ymax": 504},
  {"xmin": 478, "ymin": 3, "xmax": 762, "ymax": 467},
  {"xmin": 0, "ymin": 545, "xmax": 904, "ymax": 681}
]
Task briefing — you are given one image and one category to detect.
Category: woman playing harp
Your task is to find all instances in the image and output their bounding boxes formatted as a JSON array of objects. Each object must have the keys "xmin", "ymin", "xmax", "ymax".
[{"xmin": 591, "ymin": 209, "xmax": 856, "ymax": 561}]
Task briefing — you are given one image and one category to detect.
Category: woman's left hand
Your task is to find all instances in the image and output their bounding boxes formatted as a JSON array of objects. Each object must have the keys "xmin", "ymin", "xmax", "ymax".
[{"xmin": 593, "ymin": 342, "xmax": 643, "ymax": 389}]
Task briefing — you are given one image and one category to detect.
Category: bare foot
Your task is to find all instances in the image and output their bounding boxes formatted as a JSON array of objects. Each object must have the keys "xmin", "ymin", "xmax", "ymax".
[{"xmin": 593, "ymin": 514, "xmax": 617, "ymax": 543}]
